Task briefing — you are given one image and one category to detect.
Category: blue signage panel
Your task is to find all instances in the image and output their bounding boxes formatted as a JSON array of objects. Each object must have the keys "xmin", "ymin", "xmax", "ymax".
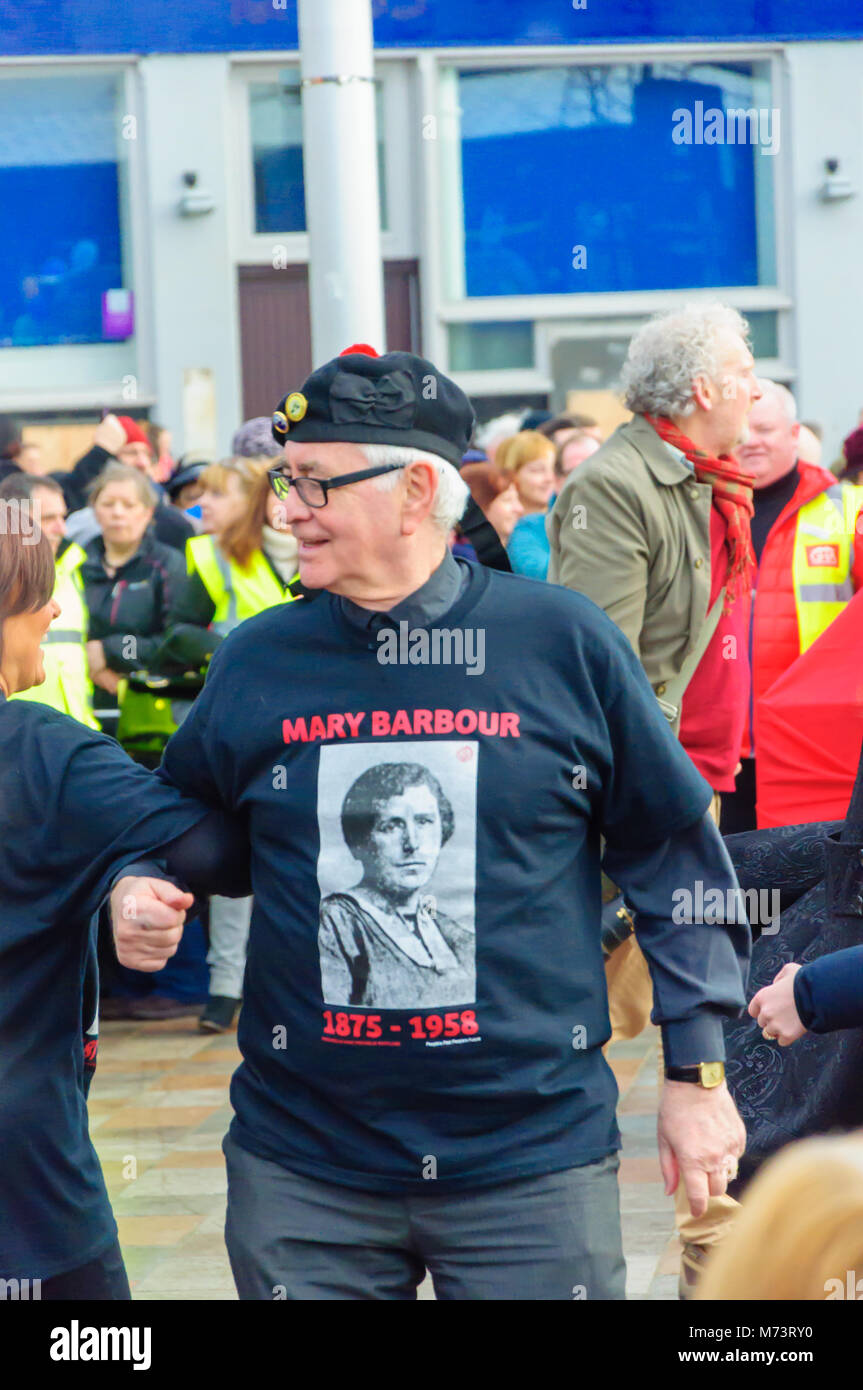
[{"xmin": 1, "ymin": 0, "xmax": 862, "ymax": 57}]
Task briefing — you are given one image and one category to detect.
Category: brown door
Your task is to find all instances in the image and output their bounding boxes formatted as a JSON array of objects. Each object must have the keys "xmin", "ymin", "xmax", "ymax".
[
  {"xmin": 383, "ymin": 258, "xmax": 422, "ymax": 355},
  {"xmin": 238, "ymin": 265, "xmax": 312, "ymax": 423},
  {"xmin": 238, "ymin": 260, "xmax": 421, "ymax": 421}
]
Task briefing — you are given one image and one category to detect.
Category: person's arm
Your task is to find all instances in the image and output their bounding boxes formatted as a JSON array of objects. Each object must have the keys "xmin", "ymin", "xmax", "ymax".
[
  {"xmin": 110, "ymin": 645, "xmax": 248, "ymax": 968},
  {"xmin": 100, "ymin": 548, "xmax": 186, "ymax": 672},
  {"xmin": 604, "ymin": 815, "xmax": 749, "ymax": 1064},
  {"xmin": 16, "ymin": 716, "xmax": 219, "ymax": 925},
  {"xmin": 592, "ymin": 615, "xmax": 750, "ymax": 1216},
  {"xmin": 607, "ymin": 813, "xmax": 749, "ymax": 1220},
  {"xmin": 795, "ymin": 949, "xmax": 863, "ymax": 1032},
  {"xmin": 724, "ymin": 821, "xmax": 841, "ymax": 916},
  {"xmin": 52, "ymin": 415, "xmax": 128, "ymax": 511},
  {"xmin": 115, "ymin": 810, "xmax": 251, "ymax": 901},
  {"xmin": 53, "ymin": 446, "xmax": 114, "ymax": 513},
  {"xmin": 748, "ymin": 949, "xmax": 863, "ymax": 1043},
  {"xmin": 153, "ymin": 567, "xmax": 221, "ymax": 672},
  {"xmin": 548, "ymin": 465, "xmax": 650, "ymax": 658},
  {"xmin": 110, "ymin": 810, "xmax": 252, "ymax": 970},
  {"xmin": 458, "ymin": 496, "xmax": 511, "ymax": 572},
  {"xmin": 101, "ymin": 629, "xmax": 161, "ymax": 672}
]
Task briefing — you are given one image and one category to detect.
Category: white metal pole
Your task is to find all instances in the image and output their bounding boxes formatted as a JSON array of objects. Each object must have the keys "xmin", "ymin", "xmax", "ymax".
[{"xmin": 298, "ymin": 0, "xmax": 386, "ymax": 365}]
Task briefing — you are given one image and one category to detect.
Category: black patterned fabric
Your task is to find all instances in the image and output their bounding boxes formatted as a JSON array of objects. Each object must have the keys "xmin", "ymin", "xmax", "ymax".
[{"xmin": 722, "ymin": 821, "xmax": 863, "ymax": 1195}]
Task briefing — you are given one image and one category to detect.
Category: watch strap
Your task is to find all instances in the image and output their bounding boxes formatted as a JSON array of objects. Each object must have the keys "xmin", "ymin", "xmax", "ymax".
[{"xmin": 665, "ymin": 1061, "xmax": 725, "ymax": 1088}]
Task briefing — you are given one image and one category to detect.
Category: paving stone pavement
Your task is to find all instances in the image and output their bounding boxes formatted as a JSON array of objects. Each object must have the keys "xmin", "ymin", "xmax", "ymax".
[{"xmin": 90, "ymin": 1017, "xmax": 678, "ymax": 1300}]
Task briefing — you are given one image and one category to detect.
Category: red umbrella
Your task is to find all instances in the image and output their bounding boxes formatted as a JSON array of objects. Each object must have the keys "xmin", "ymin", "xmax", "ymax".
[{"xmin": 756, "ymin": 588, "xmax": 863, "ymax": 826}]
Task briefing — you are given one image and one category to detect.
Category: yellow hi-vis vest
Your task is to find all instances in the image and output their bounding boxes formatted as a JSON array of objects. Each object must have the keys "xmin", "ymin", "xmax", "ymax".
[
  {"xmin": 186, "ymin": 533, "xmax": 301, "ymax": 636},
  {"xmin": 792, "ymin": 482, "xmax": 863, "ymax": 654},
  {"xmin": 12, "ymin": 542, "xmax": 99, "ymax": 729}
]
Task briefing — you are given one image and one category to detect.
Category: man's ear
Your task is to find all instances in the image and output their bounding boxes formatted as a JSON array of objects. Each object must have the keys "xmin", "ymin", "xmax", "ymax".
[
  {"xmin": 400, "ymin": 460, "xmax": 437, "ymax": 535},
  {"xmin": 691, "ymin": 373, "xmax": 714, "ymax": 413}
]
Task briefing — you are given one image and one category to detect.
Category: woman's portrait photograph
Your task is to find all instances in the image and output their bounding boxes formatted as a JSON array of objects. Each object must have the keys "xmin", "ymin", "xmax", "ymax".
[{"xmin": 316, "ymin": 740, "xmax": 477, "ymax": 1009}]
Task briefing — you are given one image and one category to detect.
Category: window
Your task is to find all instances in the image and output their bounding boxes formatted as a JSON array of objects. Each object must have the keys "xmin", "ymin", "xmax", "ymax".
[
  {"xmin": 250, "ymin": 71, "xmax": 388, "ymax": 234},
  {"xmin": 444, "ymin": 60, "xmax": 777, "ymax": 298},
  {"xmin": 448, "ymin": 321, "xmax": 534, "ymax": 371},
  {"xmin": 0, "ymin": 74, "xmax": 133, "ymax": 349}
]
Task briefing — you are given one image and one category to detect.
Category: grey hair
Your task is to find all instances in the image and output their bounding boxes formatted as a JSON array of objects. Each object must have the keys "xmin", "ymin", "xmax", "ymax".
[
  {"xmin": 475, "ymin": 411, "xmax": 525, "ymax": 451},
  {"xmin": 88, "ymin": 461, "xmax": 159, "ymax": 510},
  {"xmin": 756, "ymin": 379, "xmax": 797, "ymax": 423},
  {"xmin": 620, "ymin": 303, "xmax": 751, "ymax": 419},
  {"xmin": 359, "ymin": 444, "xmax": 469, "ymax": 534}
]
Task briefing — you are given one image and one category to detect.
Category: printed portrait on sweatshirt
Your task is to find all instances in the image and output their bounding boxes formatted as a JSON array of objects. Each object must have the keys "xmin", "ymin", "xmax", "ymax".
[{"xmin": 316, "ymin": 740, "xmax": 477, "ymax": 1009}]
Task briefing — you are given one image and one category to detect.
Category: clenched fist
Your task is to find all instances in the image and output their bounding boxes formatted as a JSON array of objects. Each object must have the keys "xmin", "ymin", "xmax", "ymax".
[
  {"xmin": 93, "ymin": 412, "xmax": 129, "ymax": 457},
  {"xmin": 111, "ymin": 876, "xmax": 194, "ymax": 972}
]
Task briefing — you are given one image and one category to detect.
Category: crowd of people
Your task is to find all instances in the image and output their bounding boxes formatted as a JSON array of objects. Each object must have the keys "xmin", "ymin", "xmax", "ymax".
[{"xmin": 2, "ymin": 307, "xmax": 863, "ymax": 1303}]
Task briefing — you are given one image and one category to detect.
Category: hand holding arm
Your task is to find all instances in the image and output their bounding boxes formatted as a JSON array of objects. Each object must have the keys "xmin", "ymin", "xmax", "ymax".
[
  {"xmin": 111, "ymin": 876, "xmax": 194, "ymax": 971},
  {"xmin": 748, "ymin": 963, "xmax": 805, "ymax": 1045}
]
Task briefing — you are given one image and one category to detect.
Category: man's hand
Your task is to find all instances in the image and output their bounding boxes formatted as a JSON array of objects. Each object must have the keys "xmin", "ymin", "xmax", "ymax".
[
  {"xmin": 87, "ymin": 639, "xmax": 107, "ymax": 677},
  {"xmin": 748, "ymin": 962, "xmax": 806, "ymax": 1046},
  {"xmin": 657, "ymin": 1080, "xmax": 746, "ymax": 1219},
  {"xmin": 93, "ymin": 413, "xmax": 128, "ymax": 456},
  {"xmin": 92, "ymin": 668, "xmax": 121, "ymax": 695},
  {"xmin": 111, "ymin": 876, "xmax": 194, "ymax": 972}
]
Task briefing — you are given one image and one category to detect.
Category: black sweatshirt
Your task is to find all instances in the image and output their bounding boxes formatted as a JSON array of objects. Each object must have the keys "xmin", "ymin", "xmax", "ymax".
[{"xmin": 81, "ymin": 529, "xmax": 186, "ymax": 673}]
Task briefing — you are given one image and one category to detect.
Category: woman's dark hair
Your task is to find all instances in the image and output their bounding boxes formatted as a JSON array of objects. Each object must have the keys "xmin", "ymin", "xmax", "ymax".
[
  {"xmin": 0, "ymin": 473, "xmax": 64, "ymax": 505},
  {"xmin": 0, "ymin": 414, "xmax": 23, "ymax": 461},
  {"xmin": 0, "ymin": 507, "xmax": 55, "ymax": 661},
  {"xmin": 341, "ymin": 762, "xmax": 455, "ymax": 854},
  {"xmin": 538, "ymin": 412, "xmax": 598, "ymax": 438}
]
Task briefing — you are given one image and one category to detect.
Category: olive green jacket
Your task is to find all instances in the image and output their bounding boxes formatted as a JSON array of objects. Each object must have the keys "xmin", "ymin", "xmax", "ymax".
[{"xmin": 547, "ymin": 414, "xmax": 714, "ymax": 729}]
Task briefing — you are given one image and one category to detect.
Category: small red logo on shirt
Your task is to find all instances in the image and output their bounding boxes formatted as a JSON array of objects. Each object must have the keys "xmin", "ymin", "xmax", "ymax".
[{"xmin": 806, "ymin": 544, "xmax": 840, "ymax": 568}]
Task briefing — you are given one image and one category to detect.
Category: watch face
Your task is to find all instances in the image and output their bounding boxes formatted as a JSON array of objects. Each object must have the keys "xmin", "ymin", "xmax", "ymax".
[{"xmin": 699, "ymin": 1061, "xmax": 725, "ymax": 1088}]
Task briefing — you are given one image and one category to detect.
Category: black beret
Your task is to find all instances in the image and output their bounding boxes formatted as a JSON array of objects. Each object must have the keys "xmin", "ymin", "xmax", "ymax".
[
  {"xmin": 271, "ymin": 345, "xmax": 475, "ymax": 469},
  {"xmin": 165, "ymin": 459, "xmax": 209, "ymax": 498}
]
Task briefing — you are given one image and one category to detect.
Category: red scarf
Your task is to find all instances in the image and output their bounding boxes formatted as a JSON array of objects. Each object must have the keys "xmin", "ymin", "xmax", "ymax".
[{"xmin": 644, "ymin": 414, "xmax": 755, "ymax": 605}]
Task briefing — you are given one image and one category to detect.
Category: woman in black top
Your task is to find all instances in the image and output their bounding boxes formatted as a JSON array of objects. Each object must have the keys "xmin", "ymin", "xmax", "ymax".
[
  {"xmin": 80, "ymin": 462, "xmax": 185, "ymax": 743},
  {"xmin": 0, "ymin": 510, "xmax": 248, "ymax": 1297}
]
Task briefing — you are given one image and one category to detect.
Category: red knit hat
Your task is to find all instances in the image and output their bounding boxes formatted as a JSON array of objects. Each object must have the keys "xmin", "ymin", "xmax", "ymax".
[
  {"xmin": 843, "ymin": 426, "xmax": 863, "ymax": 472},
  {"xmin": 116, "ymin": 415, "xmax": 151, "ymax": 449}
]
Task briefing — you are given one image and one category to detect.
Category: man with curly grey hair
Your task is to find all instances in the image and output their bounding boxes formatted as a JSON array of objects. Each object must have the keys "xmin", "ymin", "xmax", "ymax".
[{"xmin": 549, "ymin": 303, "xmax": 761, "ymax": 1294}]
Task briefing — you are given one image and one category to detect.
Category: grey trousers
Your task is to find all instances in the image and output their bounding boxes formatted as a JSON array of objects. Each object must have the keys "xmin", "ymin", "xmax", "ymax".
[
  {"xmin": 207, "ymin": 895, "xmax": 252, "ymax": 998},
  {"xmin": 223, "ymin": 1133, "xmax": 626, "ymax": 1301}
]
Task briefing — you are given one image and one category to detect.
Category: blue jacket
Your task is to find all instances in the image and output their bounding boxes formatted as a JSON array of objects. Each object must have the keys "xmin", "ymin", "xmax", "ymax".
[{"xmin": 507, "ymin": 512, "xmax": 550, "ymax": 580}]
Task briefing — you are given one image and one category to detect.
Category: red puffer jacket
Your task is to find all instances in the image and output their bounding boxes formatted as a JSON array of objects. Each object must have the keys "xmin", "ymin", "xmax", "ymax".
[{"xmin": 745, "ymin": 462, "xmax": 863, "ymax": 756}]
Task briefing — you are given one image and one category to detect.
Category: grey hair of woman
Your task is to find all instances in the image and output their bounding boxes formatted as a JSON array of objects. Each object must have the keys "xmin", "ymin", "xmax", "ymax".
[{"xmin": 87, "ymin": 461, "xmax": 159, "ymax": 510}]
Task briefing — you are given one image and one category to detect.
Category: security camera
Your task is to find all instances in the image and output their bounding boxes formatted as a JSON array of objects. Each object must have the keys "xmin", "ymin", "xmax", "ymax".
[{"xmin": 819, "ymin": 158, "xmax": 855, "ymax": 202}]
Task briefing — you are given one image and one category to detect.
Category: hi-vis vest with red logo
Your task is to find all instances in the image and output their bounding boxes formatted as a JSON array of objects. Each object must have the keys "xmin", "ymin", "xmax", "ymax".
[
  {"xmin": 746, "ymin": 466, "xmax": 863, "ymax": 756},
  {"xmin": 793, "ymin": 484, "xmax": 863, "ymax": 651}
]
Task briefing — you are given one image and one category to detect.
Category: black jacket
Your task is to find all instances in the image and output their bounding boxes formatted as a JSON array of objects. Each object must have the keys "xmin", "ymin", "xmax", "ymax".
[
  {"xmin": 722, "ymin": 748, "xmax": 863, "ymax": 1194},
  {"xmin": 81, "ymin": 529, "xmax": 186, "ymax": 674},
  {"xmin": 0, "ymin": 459, "xmax": 23, "ymax": 486},
  {"xmin": 53, "ymin": 444, "xmax": 114, "ymax": 513},
  {"xmin": 54, "ymin": 445, "xmax": 194, "ymax": 554},
  {"xmin": 153, "ymin": 549, "xmax": 305, "ymax": 673}
]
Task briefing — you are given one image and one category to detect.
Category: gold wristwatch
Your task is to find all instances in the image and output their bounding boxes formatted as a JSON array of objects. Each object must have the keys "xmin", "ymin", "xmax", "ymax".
[{"xmin": 664, "ymin": 1061, "xmax": 725, "ymax": 1088}]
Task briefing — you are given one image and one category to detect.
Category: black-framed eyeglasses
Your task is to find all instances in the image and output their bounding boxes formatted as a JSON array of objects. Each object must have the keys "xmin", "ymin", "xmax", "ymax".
[{"xmin": 267, "ymin": 462, "xmax": 405, "ymax": 509}]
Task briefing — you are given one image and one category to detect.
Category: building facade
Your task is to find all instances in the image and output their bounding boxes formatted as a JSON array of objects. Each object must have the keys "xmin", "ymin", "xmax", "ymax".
[{"xmin": 1, "ymin": 1, "xmax": 861, "ymax": 459}]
